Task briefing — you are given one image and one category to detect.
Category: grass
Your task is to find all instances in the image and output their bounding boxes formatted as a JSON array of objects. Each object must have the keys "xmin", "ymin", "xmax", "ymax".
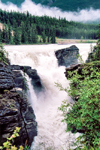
[{"xmin": 56, "ymin": 37, "xmax": 97, "ymax": 44}]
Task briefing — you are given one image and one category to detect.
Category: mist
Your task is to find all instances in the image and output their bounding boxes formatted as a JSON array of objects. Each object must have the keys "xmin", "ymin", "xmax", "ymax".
[{"xmin": 0, "ymin": 0, "xmax": 100, "ymax": 22}]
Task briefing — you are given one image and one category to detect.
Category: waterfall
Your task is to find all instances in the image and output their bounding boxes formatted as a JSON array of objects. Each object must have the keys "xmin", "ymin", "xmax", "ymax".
[{"xmin": 5, "ymin": 43, "xmax": 96, "ymax": 150}]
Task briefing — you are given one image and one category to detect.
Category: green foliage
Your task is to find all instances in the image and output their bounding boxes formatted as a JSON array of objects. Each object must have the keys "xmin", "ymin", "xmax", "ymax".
[
  {"xmin": 0, "ymin": 127, "xmax": 23, "ymax": 150},
  {"xmin": 51, "ymin": 28, "xmax": 56, "ymax": 43},
  {"xmin": 92, "ymin": 45, "xmax": 100, "ymax": 61},
  {"xmin": 0, "ymin": 127, "xmax": 30, "ymax": 150},
  {"xmin": 41, "ymin": 31, "xmax": 46, "ymax": 43},
  {"xmin": 0, "ymin": 44, "xmax": 9, "ymax": 64},
  {"xmin": 24, "ymin": 145, "xmax": 30, "ymax": 150},
  {"xmin": 89, "ymin": 24, "xmax": 100, "ymax": 61},
  {"xmin": 59, "ymin": 62, "xmax": 100, "ymax": 149}
]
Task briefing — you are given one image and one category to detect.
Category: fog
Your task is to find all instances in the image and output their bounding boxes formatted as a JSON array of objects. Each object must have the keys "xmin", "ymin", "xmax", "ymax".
[{"xmin": 0, "ymin": 0, "xmax": 100, "ymax": 22}]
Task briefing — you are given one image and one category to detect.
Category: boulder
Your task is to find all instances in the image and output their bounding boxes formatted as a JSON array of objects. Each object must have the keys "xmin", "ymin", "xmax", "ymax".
[{"xmin": 55, "ymin": 45, "xmax": 79, "ymax": 67}]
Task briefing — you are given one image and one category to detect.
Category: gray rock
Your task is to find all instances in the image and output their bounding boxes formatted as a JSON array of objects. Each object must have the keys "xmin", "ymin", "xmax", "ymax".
[
  {"xmin": 20, "ymin": 66, "xmax": 31, "ymax": 71},
  {"xmin": 0, "ymin": 90, "xmax": 37, "ymax": 146},
  {"xmin": 10, "ymin": 65, "xmax": 21, "ymax": 70},
  {"xmin": 0, "ymin": 62, "xmax": 37, "ymax": 147},
  {"xmin": 13, "ymin": 70, "xmax": 27, "ymax": 90},
  {"xmin": 55, "ymin": 45, "xmax": 79, "ymax": 67},
  {"xmin": 11, "ymin": 65, "xmax": 43, "ymax": 92},
  {"xmin": 26, "ymin": 68, "xmax": 43, "ymax": 92},
  {"xmin": 0, "ymin": 63, "xmax": 15, "ymax": 91}
]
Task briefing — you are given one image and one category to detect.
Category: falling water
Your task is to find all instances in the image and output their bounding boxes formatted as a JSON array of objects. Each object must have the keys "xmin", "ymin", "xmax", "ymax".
[{"xmin": 5, "ymin": 43, "xmax": 96, "ymax": 150}]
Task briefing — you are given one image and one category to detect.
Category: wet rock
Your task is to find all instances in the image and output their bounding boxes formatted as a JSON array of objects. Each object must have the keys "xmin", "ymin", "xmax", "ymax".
[
  {"xmin": 11, "ymin": 65, "xmax": 43, "ymax": 92},
  {"xmin": 26, "ymin": 68, "xmax": 43, "ymax": 92},
  {"xmin": 12, "ymin": 70, "xmax": 27, "ymax": 90},
  {"xmin": 55, "ymin": 45, "xmax": 79, "ymax": 67},
  {"xmin": 0, "ymin": 90, "xmax": 37, "ymax": 146},
  {"xmin": 10, "ymin": 65, "xmax": 21, "ymax": 70},
  {"xmin": 20, "ymin": 66, "xmax": 31, "ymax": 71},
  {"xmin": 0, "ymin": 62, "xmax": 15, "ymax": 91},
  {"xmin": 10, "ymin": 65, "xmax": 31, "ymax": 71},
  {"xmin": 0, "ymin": 61, "xmax": 37, "ymax": 147}
]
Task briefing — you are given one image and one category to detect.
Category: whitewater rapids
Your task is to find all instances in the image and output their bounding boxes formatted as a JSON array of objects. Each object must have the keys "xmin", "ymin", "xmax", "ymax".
[{"xmin": 5, "ymin": 43, "xmax": 96, "ymax": 150}]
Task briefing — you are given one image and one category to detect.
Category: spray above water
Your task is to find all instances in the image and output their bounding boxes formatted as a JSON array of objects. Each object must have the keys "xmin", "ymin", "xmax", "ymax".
[{"xmin": 0, "ymin": 0, "xmax": 100, "ymax": 22}]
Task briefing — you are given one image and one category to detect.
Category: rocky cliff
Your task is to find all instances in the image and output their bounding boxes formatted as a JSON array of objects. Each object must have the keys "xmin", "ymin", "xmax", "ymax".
[{"xmin": 0, "ymin": 61, "xmax": 37, "ymax": 147}]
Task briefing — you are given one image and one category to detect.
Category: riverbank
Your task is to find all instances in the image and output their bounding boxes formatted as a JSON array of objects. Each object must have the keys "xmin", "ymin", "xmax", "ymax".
[{"xmin": 56, "ymin": 38, "xmax": 97, "ymax": 44}]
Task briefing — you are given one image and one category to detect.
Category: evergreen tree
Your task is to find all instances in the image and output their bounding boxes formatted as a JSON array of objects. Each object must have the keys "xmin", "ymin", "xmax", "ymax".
[
  {"xmin": 51, "ymin": 28, "xmax": 56, "ymax": 43},
  {"xmin": 0, "ymin": 30, "xmax": 2, "ymax": 43},
  {"xmin": 31, "ymin": 26, "xmax": 38, "ymax": 43},
  {"xmin": 41, "ymin": 31, "xmax": 46, "ymax": 43},
  {"xmin": 2, "ymin": 25, "xmax": 6, "ymax": 43},
  {"xmin": 5, "ymin": 25, "xmax": 9, "ymax": 43},
  {"xmin": 21, "ymin": 22, "xmax": 27, "ymax": 43},
  {"xmin": 8, "ymin": 25, "xmax": 12, "ymax": 43},
  {"xmin": 13, "ymin": 27, "xmax": 21, "ymax": 45}
]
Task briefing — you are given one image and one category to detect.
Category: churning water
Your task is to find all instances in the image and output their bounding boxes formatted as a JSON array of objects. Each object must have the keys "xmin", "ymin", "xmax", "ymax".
[{"xmin": 5, "ymin": 43, "xmax": 96, "ymax": 150}]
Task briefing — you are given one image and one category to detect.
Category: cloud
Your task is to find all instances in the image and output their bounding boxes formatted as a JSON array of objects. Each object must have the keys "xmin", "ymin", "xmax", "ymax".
[{"xmin": 0, "ymin": 0, "xmax": 100, "ymax": 22}]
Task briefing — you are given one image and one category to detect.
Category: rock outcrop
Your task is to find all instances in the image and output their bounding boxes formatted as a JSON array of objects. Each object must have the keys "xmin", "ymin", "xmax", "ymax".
[
  {"xmin": 0, "ymin": 62, "xmax": 37, "ymax": 147},
  {"xmin": 55, "ymin": 45, "xmax": 79, "ymax": 67},
  {"xmin": 10, "ymin": 65, "xmax": 43, "ymax": 92},
  {"xmin": 65, "ymin": 61, "xmax": 100, "ymax": 79},
  {"xmin": 25, "ymin": 68, "xmax": 43, "ymax": 92},
  {"xmin": 0, "ymin": 62, "xmax": 15, "ymax": 92}
]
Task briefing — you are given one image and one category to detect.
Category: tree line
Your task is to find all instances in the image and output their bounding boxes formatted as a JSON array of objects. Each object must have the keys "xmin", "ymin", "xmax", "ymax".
[{"xmin": 0, "ymin": 9, "xmax": 98, "ymax": 44}]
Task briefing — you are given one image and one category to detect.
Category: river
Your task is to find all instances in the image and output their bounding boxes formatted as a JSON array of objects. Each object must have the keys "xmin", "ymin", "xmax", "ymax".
[{"xmin": 4, "ymin": 43, "xmax": 96, "ymax": 150}]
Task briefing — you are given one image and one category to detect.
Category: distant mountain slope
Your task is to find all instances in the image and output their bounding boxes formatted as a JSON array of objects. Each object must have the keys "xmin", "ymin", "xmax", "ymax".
[
  {"xmin": 1, "ymin": 0, "xmax": 24, "ymax": 6},
  {"xmin": 1, "ymin": 0, "xmax": 100, "ymax": 11},
  {"xmin": 33, "ymin": 0, "xmax": 100, "ymax": 11}
]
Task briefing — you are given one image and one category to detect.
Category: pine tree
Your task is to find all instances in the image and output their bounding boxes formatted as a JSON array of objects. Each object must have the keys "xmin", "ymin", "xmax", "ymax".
[
  {"xmin": 51, "ymin": 28, "xmax": 56, "ymax": 43},
  {"xmin": 41, "ymin": 31, "xmax": 46, "ymax": 43},
  {"xmin": 31, "ymin": 25, "xmax": 38, "ymax": 43},
  {"xmin": 21, "ymin": 22, "xmax": 28, "ymax": 43},
  {"xmin": 8, "ymin": 25, "xmax": 12, "ymax": 43},
  {"xmin": 0, "ymin": 30, "xmax": 2, "ymax": 43},
  {"xmin": 13, "ymin": 27, "xmax": 21, "ymax": 45}
]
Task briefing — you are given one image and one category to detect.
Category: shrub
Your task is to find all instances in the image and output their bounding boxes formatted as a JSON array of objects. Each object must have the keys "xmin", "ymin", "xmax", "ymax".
[
  {"xmin": 0, "ymin": 127, "xmax": 30, "ymax": 150},
  {"xmin": 59, "ymin": 64, "xmax": 100, "ymax": 149}
]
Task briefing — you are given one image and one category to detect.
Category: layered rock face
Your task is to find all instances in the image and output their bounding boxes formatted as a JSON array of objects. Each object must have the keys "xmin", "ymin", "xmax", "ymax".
[
  {"xmin": 0, "ymin": 62, "xmax": 37, "ymax": 147},
  {"xmin": 0, "ymin": 62, "xmax": 15, "ymax": 91},
  {"xmin": 55, "ymin": 45, "xmax": 79, "ymax": 67}
]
